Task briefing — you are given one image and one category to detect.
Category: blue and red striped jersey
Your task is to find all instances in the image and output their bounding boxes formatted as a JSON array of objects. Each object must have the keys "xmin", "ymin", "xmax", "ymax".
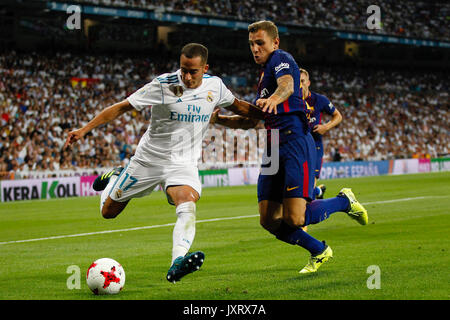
[
  {"xmin": 254, "ymin": 49, "xmax": 309, "ymax": 136},
  {"xmin": 303, "ymin": 89, "xmax": 336, "ymax": 143}
]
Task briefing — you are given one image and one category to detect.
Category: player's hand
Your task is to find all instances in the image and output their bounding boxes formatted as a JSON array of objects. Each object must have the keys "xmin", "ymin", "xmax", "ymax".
[
  {"xmin": 210, "ymin": 109, "xmax": 220, "ymax": 124},
  {"xmin": 64, "ymin": 128, "xmax": 86, "ymax": 150},
  {"xmin": 256, "ymin": 97, "xmax": 278, "ymax": 114},
  {"xmin": 313, "ymin": 124, "xmax": 328, "ymax": 135}
]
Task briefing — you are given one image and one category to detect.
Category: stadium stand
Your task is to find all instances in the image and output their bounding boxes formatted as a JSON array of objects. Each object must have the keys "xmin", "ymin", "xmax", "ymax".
[{"xmin": 36, "ymin": 0, "xmax": 450, "ymax": 40}]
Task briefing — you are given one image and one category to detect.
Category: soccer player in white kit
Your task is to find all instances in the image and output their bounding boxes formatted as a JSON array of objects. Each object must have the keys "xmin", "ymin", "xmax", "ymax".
[{"xmin": 64, "ymin": 43, "xmax": 264, "ymax": 282}]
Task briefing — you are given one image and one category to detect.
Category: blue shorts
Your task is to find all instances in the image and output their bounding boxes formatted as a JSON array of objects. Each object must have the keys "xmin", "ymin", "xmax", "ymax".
[
  {"xmin": 257, "ymin": 133, "xmax": 316, "ymax": 203},
  {"xmin": 314, "ymin": 141, "xmax": 324, "ymax": 180}
]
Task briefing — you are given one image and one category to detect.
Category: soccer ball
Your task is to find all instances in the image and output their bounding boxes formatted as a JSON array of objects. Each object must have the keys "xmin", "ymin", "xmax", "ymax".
[{"xmin": 86, "ymin": 258, "xmax": 125, "ymax": 295}]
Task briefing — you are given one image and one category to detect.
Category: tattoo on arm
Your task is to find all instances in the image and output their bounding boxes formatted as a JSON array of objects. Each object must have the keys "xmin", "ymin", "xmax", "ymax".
[{"xmin": 272, "ymin": 75, "xmax": 294, "ymax": 103}]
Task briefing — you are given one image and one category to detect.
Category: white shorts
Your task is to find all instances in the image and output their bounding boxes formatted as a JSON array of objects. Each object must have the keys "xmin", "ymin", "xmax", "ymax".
[{"xmin": 108, "ymin": 158, "xmax": 202, "ymax": 205}]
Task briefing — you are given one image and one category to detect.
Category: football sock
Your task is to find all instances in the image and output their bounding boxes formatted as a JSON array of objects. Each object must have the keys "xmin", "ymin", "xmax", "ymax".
[
  {"xmin": 304, "ymin": 196, "xmax": 350, "ymax": 226},
  {"xmin": 274, "ymin": 220, "xmax": 325, "ymax": 255},
  {"xmin": 99, "ymin": 175, "xmax": 118, "ymax": 212},
  {"xmin": 171, "ymin": 201, "xmax": 196, "ymax": 265}
]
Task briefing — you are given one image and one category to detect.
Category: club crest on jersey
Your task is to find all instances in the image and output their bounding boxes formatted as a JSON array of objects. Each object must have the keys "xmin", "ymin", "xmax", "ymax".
[
  {"xmin": 169, "ymin": 85, "xmax": 184, "ymax": 97},
  {"xmin": 207, "ymin": 91, "xmax": 214, "ymax": 103},
  {"xmin": 115, "ymin": 189, "xmax": 122, "ymax": 199}
]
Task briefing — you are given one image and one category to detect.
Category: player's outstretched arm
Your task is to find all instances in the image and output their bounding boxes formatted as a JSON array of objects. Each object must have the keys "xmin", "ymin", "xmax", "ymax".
[
  {"xmin": 210, "ymin": 109, "xmax": 259, "ymax": 129},
  {"xmin": 227, "ymin": 98, "xmax": 265, "ymax": 120},
  {"xmin": 313, "ymin": 108, "xmax": 343, "ymax": 135},
  {"xmin": 64, "ymin": 99, "xmax": 134, "ymax": 149}
]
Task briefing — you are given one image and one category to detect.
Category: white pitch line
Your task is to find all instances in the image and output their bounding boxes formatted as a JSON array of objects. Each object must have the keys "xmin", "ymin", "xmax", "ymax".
[
  {"xmin": 0, "ymin": 195, "xmax": 448, "ymax": 245},
  {"xmin": 0, "ymin": 215, "xmax": 259, "ymax": 245},
  {"xmin": 362, "ymin": 195, "xmax": 449, "ymax": 205}
]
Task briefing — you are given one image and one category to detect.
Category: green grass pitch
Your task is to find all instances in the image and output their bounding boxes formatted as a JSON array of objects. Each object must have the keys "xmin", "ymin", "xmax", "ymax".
[{"xmin": 0, "ymin": 172, "xmax": 449, "ymax": 300}]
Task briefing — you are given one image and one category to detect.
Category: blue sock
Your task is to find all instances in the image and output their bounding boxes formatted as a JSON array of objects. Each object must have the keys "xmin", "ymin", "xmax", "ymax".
[
  {"xmin": 304, "ymin": 196, "xmax": 350, "ymax": 226},
  {"xmin": 274, "ymin": 221, "xmax": 325, "ymax": 255}
]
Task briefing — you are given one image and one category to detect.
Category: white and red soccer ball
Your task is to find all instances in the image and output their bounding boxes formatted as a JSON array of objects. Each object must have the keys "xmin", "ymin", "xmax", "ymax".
[{"xmin": 86, "ymin": 258, "xmax": 125, "ymax": 295}]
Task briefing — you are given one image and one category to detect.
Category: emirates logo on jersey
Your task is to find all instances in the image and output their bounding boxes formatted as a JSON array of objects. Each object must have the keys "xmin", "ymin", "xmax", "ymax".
[{"xmin": 170, "ymin": 85, "xmax": 184, "ymax": 97}]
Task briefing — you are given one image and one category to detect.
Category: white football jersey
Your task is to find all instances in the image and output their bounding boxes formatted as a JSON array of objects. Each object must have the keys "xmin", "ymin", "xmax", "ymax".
[{"xmin": 127, "ymin": 69, "xmax": 235, "ymax": 165}]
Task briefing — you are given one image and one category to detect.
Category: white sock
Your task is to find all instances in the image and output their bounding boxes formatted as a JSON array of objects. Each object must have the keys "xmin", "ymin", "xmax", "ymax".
[
  {"xmin": 100, "ymin": 175, "xmax": 118, "ymax": 212},
  {"xmin": 171, "ymin": 201, "xmax": 196, "ymax": 265}
]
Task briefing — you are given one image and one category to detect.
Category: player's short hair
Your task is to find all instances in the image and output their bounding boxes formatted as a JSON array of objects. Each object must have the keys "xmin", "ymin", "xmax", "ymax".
[
  {"xmin": 248, "ymin": 20, "xmax": 279, "ymax": 39},
  {"xmin": 181, "ymin": 43, "xmax": 208, "ymax": 64},
  {"xmin": 300, "ymin": 68, "xmax": 310, "ymax": 78}
]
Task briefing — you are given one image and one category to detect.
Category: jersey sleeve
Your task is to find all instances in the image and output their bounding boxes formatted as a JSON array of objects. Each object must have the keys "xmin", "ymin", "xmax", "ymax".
[
  {"xmin": 271, "ymin": 51, "xmax": 295, "ymax": 80},
  {"xmin": 216, "ymin": 78, "xmax": 236, "ymax": 109},
  {"xmin": 127, "ymin": 78, "xmax": 163, "ymax": 111},
  {"xmin": 319, "ymin": 95, "xmax": 336, "ymax": 115}
]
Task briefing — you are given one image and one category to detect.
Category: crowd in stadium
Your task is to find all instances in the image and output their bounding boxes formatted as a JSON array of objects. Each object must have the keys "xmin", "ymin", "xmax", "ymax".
[
  {"xmin": 40, "ymin": 0, "xmax": 450, "ymax": 41},
  {"xmin": 0, "ymin": 50, "xmax": 448, "ymax": 177}
]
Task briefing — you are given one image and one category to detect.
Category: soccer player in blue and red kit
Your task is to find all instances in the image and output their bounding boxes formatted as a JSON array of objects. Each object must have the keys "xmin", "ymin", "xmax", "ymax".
[
  {"xmin": 211, "ymin": 21, "xmax": 368, "ymax": 273},
  {"xmin": 300, "ymin": 68, "xmax": 343, "ymax": 200}
]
